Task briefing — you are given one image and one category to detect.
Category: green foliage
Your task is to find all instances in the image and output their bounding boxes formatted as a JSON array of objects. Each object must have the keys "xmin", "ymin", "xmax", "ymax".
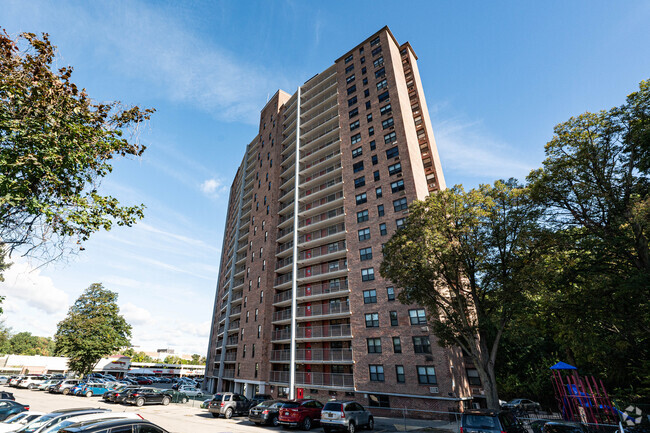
[
  {"xmin": 380, "ymin": 179, "xmax": 542, "ymax": 409},
  {"xmin": 54, "ymin": 283, "xmax": 131, "ymax": 376},
  {"xmin": 130, "ymin": 351, "xmax": 154, "ymax": 363},
  {"xmin": 0, "ymin": 330, "xmax": 55, "ymax": 356},
  {"xmin": 0, "ymin": 30, "xmax": 153, "ymax": 275}
]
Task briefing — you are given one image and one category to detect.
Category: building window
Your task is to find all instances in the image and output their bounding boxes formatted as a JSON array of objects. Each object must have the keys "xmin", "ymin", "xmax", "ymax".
[
  {"xmin": 356, "ymin": 193, "xmax": 367, "ymax": 205},
  {"xmin": 255, "ymin": 308, "xmax": 258, "ymax": 321},
  {"xmin": 367, "ymin": 338, "xmax": 382, "ymax": 353},
  {"xmin": 373, "ymin": 170, "xmax": 380, "ymax": 181},
  {"xmin": 252, "ymin": 344, "xmax": 255, "ymax": 357},
  {"xmin": 346, "ymin": 74, "xmax": 355, "ymax": 84},
  {"xmin": 361, "ymin": 267, "xmax": 375, "ymax": 281},
  {"xmin": 413, "ymin": 336, "xmax": 432, "ymax": 354},
  {"xmin": 376, "ymin": 79, "xmax": 388, "ymax": 90},
  {"xmin": 367, "ymin": 113, "xmax": 373, "ymax": 122},
  {"xmin": 353, "ymin": 161, "xmax": 364, "ymax": 173},
  {"xmin": 380, "ymin": 103, "xmax": 392, "ymax": 115},
  {"xmin": 382, "ymin": 117, "xmax": 394, "ymax": 129},
  {"xmin": 376, "ymin": 187, "xmax": 382, "ymax": 198},
  {"xmin": 386, "ymin": 146, "xmax": 399, "ymax": 159},
  {"xmin": 352, "ymin": 146, "xmax": 363, "ymax": 158},
  {"xmin": 417, "ymin": 366, "xmax": 437, "ymax": 385},
  {"xmin": 387, "ymin": 286, "xmax": 395, "ymax": 300},
  {"xmin": 255, "ymin": 363, "xmax": 259, "ymax": 378},
  {"xmin": 361, "ymin": 66, "xmax": 367, "ymax": 74},
  {"xmin": 364, "ymin": 89, "xmax": 370, "ymax": 98},
  {"xmin": 349, "ymin": 108, "xmax": 359, "ymax": 118},
  {"xmin": 354, "ymin": 176, "xmax": 366, "ymax": 188},
  {"xmin": 391, "ymin": 180, "xmax": 405, "ymax": 193},
  {"xmin": 360, "ymin": 55, "xmax": 365, "ymax": 63},
  {"xmin": 243, "ymin": 344, "xmax": 246, "ymax": 358},
  {"xmin": 379, "ymin": 223, "xmax": 387, "ymax": 236},
  {"xmin": 365, "ymin": 100, "xmax": 371, "ymax": 109},
  {"xmin": 371, "ymin": 155, "xmax": 378, "ymax": 165},
  {"xmin": 389, "ymin": 311, "xmax": 398, "ymax": 326},
  {"xmin": 373, "ymin": 56, "xmax": 384, "ymax": 68},
  {"xmin": 345, "ymin": 64, "xmax": 354, "ymax": 74},
  {"xmin": 246, "ymin": 311, "xmax": 249, "ymax": 323},
  {"xmin": 384, "ymin": 131, "xmax": 397, "ymax": 144},
  {"xmin": 377, "ymin": 89, "xmax": 389, "ymax": 102},
  {"xmin": 258, "ymin": 325, "xmax": 262, "ymax": 338},
  {"xmin": 363, "ymin": 288, "xmax": 377, "ymax": 303},
  {"xmin": 357, "ymin": 210, "xmax": 369, "ymax": 223},
  {"xmin": 370, "ymin": 36, "xmax": 380, "ymax": 46},
  {"xmin": 358, "ymin": 228, "xmax": 371, "ymax": 241},
  {"xmin": 368, "ymin": 394, "xmax": 390, "ymax": 408},
  {"xmin": 360, "ymin": 247, "xmax": 373, "ymax": 261},
  {"xmin": 351, "ymin": 133, "xmax": 362, "ymax": 145},
  {"xmin": 396, "ymin": 218, "xmax": 405, "ymax": 230},
  {"xmin": 467, "ymin": 369, "xmax": 482, "ymax": 386},
  {"xmin": 368, "ymin": 126, "xmax": 374, "ymax": 136},
  {"xmin": 344, "ymin": 54, "xmax": 354, "ymax": 63},
  {"xmin": 365, "ymin": 313, "xmax": 379, "ymax": 328},
  {"xmin": 348, "ymin": 96, "xmax": 358, "ymax": 107},
  {"xmin": 393, "ymin": 198, "xmax": 408, "ymax": 212},
  {"xmin": 350, "ymin": 120, "xmax": 360, "ymax": 130},
  {"xmin": 369, "ymin": 140, "xmax": 376, "ymax": 150},
  {"xmin": 393, "ymin": 336, "xmax": 402, "ymax": 353},
  {"xmin": 388, "ymin": 162, "xmax": 402, "ymax": 175},
  {"xmin": 372, "ymin": 46, "xmax": 382, "ymax": 56},
  {"xmin": 409, "ymin": 309, "xmax": 427, "ymax": 325},
  {"xmin": 396, "ymin": 365, "xmax": 405, "ymax": 383},
  {"xmin": 369, "ymin": 365, "xmax": 384, "ymax": 381}
]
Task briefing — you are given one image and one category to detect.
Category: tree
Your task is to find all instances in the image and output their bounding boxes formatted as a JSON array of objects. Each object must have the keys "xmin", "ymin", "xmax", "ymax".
[
  {"xmin": 527, "ymin": 79, "xmax": 650, "ymax": 397},
  {"xmin": 380, "ymin": 179, "xmax": 542, "ymax": 409},
  {"xmin": 130, "ymin": 351, "xmax": 154, "ymax": 363},
  {"xmin": 54, "ymin": 283, "xmax": 131, "ymax": 376},
  {"xmin": 0, "ymin": 30, "xmax": 154, "ymax": 276}
]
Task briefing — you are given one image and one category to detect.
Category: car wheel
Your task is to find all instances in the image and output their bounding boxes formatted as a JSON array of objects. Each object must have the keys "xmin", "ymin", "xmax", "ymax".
[
  {"xmin": 136, "ymin": 398, "xmax": 145, "ymax": 407},
  {"xmin": 302, "ymin": 417, "xmax": 312, "ymax": 431},
  {"xmin": 162, "ymin": 397, "xmax": 170, "ymax": 406},
  {"xmin": 62, "ymin": 388, "xmax": 70, "ymax": 395},
  {"xmin": 271, "ymin": 416, "xmax": 279, "ymax": 427},
  {"xmin": 27, "ymin": 384, "xmax": 34, "ymax": 390},
  {"xmin": 212, "ymin": 412, "xmax": 220, "ymax": 418},
  {"xmin": 348, "ymin": 421, "xmax": 356, "ymax": 433},
  {"xmin": 182, "ymin": 397, "xmax": 189, "ymax": 404},
  {"xmin": 86, "ymin": 391, "xmax": 93, "ymax": 397},
  {"xmin": 367, "ymin": 417, "xmax": 374, "ymax": 430},
  {"xmin": 225, "ymin": 408, "xmax": 233, "ymax": 419}
]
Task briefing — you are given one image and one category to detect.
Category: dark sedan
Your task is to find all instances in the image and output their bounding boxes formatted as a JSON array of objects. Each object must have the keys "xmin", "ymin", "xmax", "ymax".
[
  {"xmin": 0, "ymin": 400, "xmax": 29, "ymax": 421},
  {"xmin": 102, "ymin": 385, "xmax": 139, "ymax": 403},
  {"xmin": 124, "ymin": 388, "xmax": 171, "ymax": 407},
  {"xmin": 249, "ymin": 400, "xmax": 286, "ymax": 427}
]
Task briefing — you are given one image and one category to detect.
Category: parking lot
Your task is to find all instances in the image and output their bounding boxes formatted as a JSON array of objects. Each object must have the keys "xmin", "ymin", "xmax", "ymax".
[{"xmin": 2, "ymin": 384, "xmax": 456, "ymax": 433}]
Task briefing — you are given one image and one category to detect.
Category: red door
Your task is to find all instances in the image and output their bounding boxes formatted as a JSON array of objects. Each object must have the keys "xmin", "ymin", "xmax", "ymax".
[
  {"xmin": 296, "ymin": 388, "xmax": 304, "ymax": 399},
  {"xmin": 305, "ymin": 284, "xmax": 312, "ymax": 296},
  {"xmin": 306, "ymin": 343, "xmax": 312, "ymax": 361},
  {"xmin": 306, "ymin": 303, "xmax": 312, "ymax": 317},
  {"xmin": 305, "ymin": 322, "xmax": 312, "ymax": 338}
]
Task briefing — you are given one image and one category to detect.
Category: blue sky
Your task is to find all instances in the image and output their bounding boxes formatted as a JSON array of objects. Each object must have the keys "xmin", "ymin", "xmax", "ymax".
[{"xmin": 1, "ymin": 0, "xmax": 648, "ymax": 355}]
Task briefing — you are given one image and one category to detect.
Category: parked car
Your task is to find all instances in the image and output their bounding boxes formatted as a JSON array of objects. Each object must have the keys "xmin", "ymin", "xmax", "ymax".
[
  {"xmin": 177, "ymin": 385, "xmax": 203, "ymax": 398},
  {"xmin": 36, "ymin": 380, "xmax": 58, "ymax": 391},
  {"xmin": 161, "ymin": 389, "xmax": 189, "ymax": 404},
  {"xmin": 0, "ymin": 401, "xmax": 29, "ymax": 422},
  {"xmin": 17, "ymin": 376, "xmax": 48, "ymax": 390},
  {"xmin": 502, "ymin": 399, "xmax": 542, "ymax": 412},
  {"xmin": 209, "ymin": 392, "xmax": 251, "ymax": 419},
  {"xmin": 321, "ymin": 400, "xmax": 374, "ymax": 433},
  {"xmin": 50, "ymin": 379, "xmax": 80, "ymax": 395},
  {"xmin": 16, "ymin": 408, "xmax": 110, "ymax": 433},
  {"xmin": 0, "ymin": 411, "xmax": 45, "ymax": 433},
  {"xmin": 250, "ymin": 394, "xmax": 273, "ymax": 407},
  {"xmin": 541, "ymin": 421, "xmax": 589, "ymax": 433},
  {"xmin": 101, "ymin": 385, "xmax": 138, "ymax": 403},
  {"xmin": 123, "ymin": 388, "xmax": 171, "ymax": 407},
  {"xmin": 59, "ymin": 418, "xmax": 169, "ymax": 433},
  {"xmin": 79, "ymin": 383, "xmax": 109, "ymax": 398},
  {"xmin": 249, "ymin": 400, "xmax": 286, "ymax": 427},
  {"xmin": 69, "ymin": 383, "xmax": 87, "ymax": 396},
  {"xmin": 0, "ymin": 394, "xmax": 14, "ymax": 402},
  {"xmin": 44, "ymin": 411, "xmax": 142, "ymax": 433},
  {"xmin": 158, "ymin": 377, "xmax": 172, "ymax": 384},
  {"xmin": 134, "ymin": 377, "xmax": 152, "ymax": 385},
  {"xmin": 278, "ymin": 399, "xmax": 324, "ymax": 430},
  {"xmin": 0, "ymin": 377, "xmax": 9, "ymax": 385},
  {"xmin": 7, "ymin": 377, "xmax": 24, "ymax": 387},
  {"xmin": 461, "ymin": 409, "xmax": 527, "ymax": 433}
]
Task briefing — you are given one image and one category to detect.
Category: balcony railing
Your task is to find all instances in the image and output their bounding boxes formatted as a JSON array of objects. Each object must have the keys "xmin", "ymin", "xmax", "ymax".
[
  {"xmin": 298, "ymin": 208, "xmax": 344, "ymax": 229},
  {"xmin": 275, "ymin": 256, "xmax": 293, "ymax": 270},
  {"xmin": 268, "ymin": 371, "xmax": 353, "ymax": 388},
  {"xmin": 300, "ymin": 177, "xmax": 342, "ymax": 199},
  {"xmin": 277, "ymin": 240, "xmax": 294, "ymax": 255},
  {"xmin": 297, "ymin": 240, "xmax": 346, "ymax": 261},
  {"xmin": 299, "ymin": 191, "xmax": 344, "ymax": 213},
  {"xmin": 297, "ymin": 279, "xmax": 348, "ymax": 298},
  {"xmin": 274, "ymin": 290, "xmax": 292, "ymax": 304},
  {"xmin": 223, "ymin": 369, "xmax": 235, "ymax": 379},
  {"xmin": 296, "ymin": 323, "xmax": 351, "ymax": 339},
  {"xmin": 279, "ymin": 212, "xmax": 294, "ymax": 225},
  {"xmin": 231, "ymin": 292, "xmax": 243, "ymax": 302},
  {"xmin": 274, "ymin": 272, "xmax": 293, "ymax": 287},
  {"xmin": 270, "ymin": 348, "xmax": 353, "ymax": 362},
  {"xmin": 297, "ymin": 223, "xmax": 345, "ymax": 245},
  {"xmin": 277, "ymin": 225, "xmax": 294, "ymax": 239},
  {"xmin": 296, "ymin": 302, "xmax": 350, "ymax": 318},
  {"xmin": 229, "ymin": 320, "xmax": 240, "ymax": 330},
  {"xmin": 272, "ymin": 309, "xmax": 292, "ymax": 322},
  {"xmin": 224, "ymin": 352, "xmax": 237, "ymax": 362},
  {"xmin": 230, "ymin": 305, "xmax": 242, "ymax": 315},
  {"xmin": 296, "ymin": 258, "xmax": 347, "ymax": 280},
  {"xmin": 269, "ymin": 370, "xmax": 289, "ymax": 384},
  {"xmin": 226, "ymin": 336, "xmax": 238, "ymax": 346}
]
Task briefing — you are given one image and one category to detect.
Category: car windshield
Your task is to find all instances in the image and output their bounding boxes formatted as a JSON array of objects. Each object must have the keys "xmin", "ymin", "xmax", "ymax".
[
  {"xmin": 4, "ymin": 412, "xmax": 29, "ymax": 423},
  {"xmin": 464, "ymin": 415, "xmax": 499, "ymax": 429},
  {"xmin": 323, "ymin": 402, "xmax": 343, "ymax": 411},
  {"xmin": 282, "ymin": 402, "xmax": 300, "ymax": 408},
  {"xmin": 17, "ymin": 414, "xmax": 56, "ymax": 432},
  {"xmin": 508, "ymin": 400, "xmax": 521, "ymax": 404}
]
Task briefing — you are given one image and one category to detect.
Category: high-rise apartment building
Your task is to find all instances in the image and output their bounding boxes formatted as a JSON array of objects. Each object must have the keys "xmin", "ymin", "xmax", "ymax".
[{"xmin": 205, "ymin": 27, "xmax": 477, "ymax": 412}]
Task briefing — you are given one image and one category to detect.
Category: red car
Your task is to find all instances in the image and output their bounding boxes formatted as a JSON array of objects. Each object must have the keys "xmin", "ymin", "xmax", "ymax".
[
  {"xmin": 278, "ymin": 399, "xmax": 324, "ymax": 430},
  {"xmin": 135, "ymin": 377, "xmax": 153, "ymax": 385}
]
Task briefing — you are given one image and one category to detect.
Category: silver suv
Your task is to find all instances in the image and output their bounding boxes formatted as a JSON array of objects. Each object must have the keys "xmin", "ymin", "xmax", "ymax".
[
  {"xmin": 208, "ymin": 392, "xmax": 251, "ymax": 419},
  {"xmin": 321, "ymin": 401, "xmax": 374, "ymax": 433}
]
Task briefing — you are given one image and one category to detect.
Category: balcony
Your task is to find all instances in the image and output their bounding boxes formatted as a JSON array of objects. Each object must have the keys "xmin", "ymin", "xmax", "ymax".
[
  {"xmin": 298, "ymin": 208, "xmax": 344, "ymax": 230},
  {"xmin": 228, "ymin": 320, "xmax": 240, "ymax": 331},
  {"xmin": 270, "ymin": 348, "xmax": 353, "ymax": 363},
  {"xmin": 297, "ymin": 223, "xmax": 346, "ymax": 246},
  {"xmin": 275, "ymin": 256, "xmax": 293, "ymax": 271},
  {"xmin": 224, "ymin": 352, "xmax": 237, "ymax": 362},
  {"xmin": 297, "ymin": 240, "xmax": 346, "ymax": 262},
  {"xmin": 230, "ymin": 305, "xmax": 242, "ymax": 316},
  {"xmin": 299, "ymin": 191, "xmax": 344, "ymax": 215},
  {"xmin": 269, "ymin": 370, "xmax": 289, "ymax": 384},
  {"xmin": 296, "ymin": 323, "xmax": 351, "ymax": 340},
  {"xmin": 272, "ymin": 308, "xmax": 292, "ymax": 323},
  {"xmin": 299, "ymin": 177, "xmax": 342, "ymax": 200},
  {"xmin": 303, "ymin": 156, "xmax": 341, "ymax": 177},
  {"xmin": 274, "ymin": 272, "xmax": 293, "ymax": 288},
  {"xmin": 231, "ymin": 292, "xmax": 243, "ymax": 303},
  {"xmin": 223, "ymin": 369, "xmax": 235, "ymax": 379},
  {"xmin": 272, "ymin": 327, "xmax": 291, "ymax": 341},
  {"xmin": 273, "ymin": 290, "xmax": 292, "ymax": 305},
  {"xmin": 296, "ymin": 372, "xmax": 354, "ymax": 389},
  {"xmin": 226, "ymin": 336, "xmax": 238, "ymax": 347},
  {"xmin": 276, "ymin": 240, "xmax": 293, "ymax": 255},
  {"xmin": 295, "ymin": 258, "xmax": 347, "ymax": 281},
  {"xmin": 296, "ymin": 302, "xmax": 350, "ymax": 320},
  {"xmin": 296, "ymin": 278, "xmax": 348, "ymax": 299}
]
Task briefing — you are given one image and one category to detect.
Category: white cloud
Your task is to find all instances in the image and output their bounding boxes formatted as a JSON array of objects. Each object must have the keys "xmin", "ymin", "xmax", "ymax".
[
  {"xmin": 120, "ymin": 302, "xmax": 152, "ymax": 326},
  {"xmin": 200, "ymin": 178, "xmax": 220, "ymax": 195},
  {"xmin": 433, "ymin": 116, "xmax": 536, "ymax": 182},
  {"xmin": 0, "ymin": 260, "xmax": 69, "ymax": 315}
]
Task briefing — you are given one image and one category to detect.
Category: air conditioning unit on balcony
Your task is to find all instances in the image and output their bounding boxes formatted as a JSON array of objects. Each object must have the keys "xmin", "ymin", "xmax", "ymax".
[{"xmin": 429, "ymin": 387, "xmax": 439, "ymax": 394}]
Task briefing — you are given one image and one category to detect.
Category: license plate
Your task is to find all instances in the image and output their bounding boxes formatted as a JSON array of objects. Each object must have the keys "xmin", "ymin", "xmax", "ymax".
[{"xmin": 284, "ymin": 411, "xmax": 289, "ymax": 415}]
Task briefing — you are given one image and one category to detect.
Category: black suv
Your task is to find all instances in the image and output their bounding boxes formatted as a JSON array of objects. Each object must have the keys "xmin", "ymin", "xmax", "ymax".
[
  {"xmin": 59, "ymin": 418, "xmax": 168, "ymax": 432},
  {"xmin": 461, "ymin": 410, "xmax": 526, "ymax": 433},
  {"xmin": 123, "ymin": 388, "xmax": 171, "ymax": 407}
]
